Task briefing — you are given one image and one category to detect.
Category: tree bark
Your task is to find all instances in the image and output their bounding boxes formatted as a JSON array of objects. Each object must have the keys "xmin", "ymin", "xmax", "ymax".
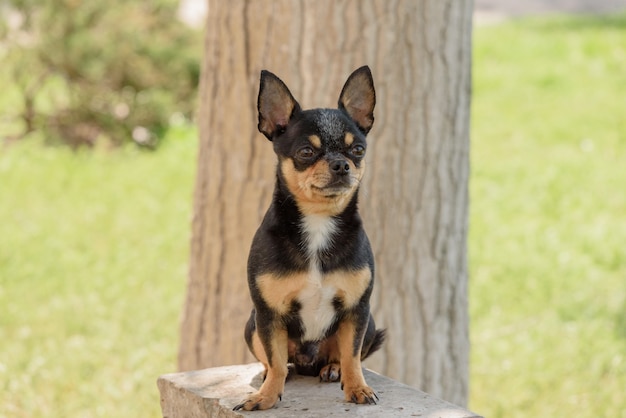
[{"xmin": 178, "ymin": 0, "xmax": 472, "ymax": 406}]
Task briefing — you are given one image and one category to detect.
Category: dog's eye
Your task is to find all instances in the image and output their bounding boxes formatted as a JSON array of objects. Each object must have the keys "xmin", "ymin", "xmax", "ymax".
[
  {"xmin": 351, "ymin": 145, "xmax": 366, "ymax": 157},
  {"xmin": 297, "ymin": 147, "xmax": 315, "ymax": 159}
]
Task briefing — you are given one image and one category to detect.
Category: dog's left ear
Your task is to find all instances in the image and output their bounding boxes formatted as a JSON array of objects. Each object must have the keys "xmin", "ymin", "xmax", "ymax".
[
  {"xmin": 258, "ymin": 70, "xmax": 301, "ymax": 141},
  {"xmin": 338, "ymin": 66, "xmax": 376, "ymax": 134}
]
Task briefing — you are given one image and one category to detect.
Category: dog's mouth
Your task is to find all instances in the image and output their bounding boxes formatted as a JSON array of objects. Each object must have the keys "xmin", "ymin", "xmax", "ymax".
[
  {"xmin": 311, "ymin": 183, "xmax": 352, "ymax": 198},
  {"xmin": 311, "ymin": 176, "xmax": 355, "ymax": 196}
]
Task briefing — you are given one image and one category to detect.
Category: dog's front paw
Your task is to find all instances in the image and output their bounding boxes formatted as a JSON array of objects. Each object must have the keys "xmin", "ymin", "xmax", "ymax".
[
  {"xmin": 233, "ymin": 391, "xmax": 281, "ymax": 411},
  {"xmin": 319, "ymin": 362, "xmax": 341, "ymax": 382},
  {"xmin": 342, "ymin": 384, "xmax": 378, "ymax": 405}
]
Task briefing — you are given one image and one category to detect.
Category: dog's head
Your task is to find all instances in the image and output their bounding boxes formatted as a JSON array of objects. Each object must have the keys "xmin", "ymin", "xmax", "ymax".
[{"xmin": 257, "ymin": 66, "xmax": 375, "ymax": 216}]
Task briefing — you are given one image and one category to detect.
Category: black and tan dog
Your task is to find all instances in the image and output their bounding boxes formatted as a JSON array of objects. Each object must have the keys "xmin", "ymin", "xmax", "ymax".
[{"xmin": 234, "ymin": 66, "xmax": 385, "ymax": 411}]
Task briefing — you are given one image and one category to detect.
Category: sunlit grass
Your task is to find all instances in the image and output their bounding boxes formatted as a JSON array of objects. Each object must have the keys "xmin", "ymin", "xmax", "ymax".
[
  {"xmin": 0, "ymin": 129, "xmax": 197, "ymax": 417},
  {"xmin": 470, "ymin": 14, "xmax": 626, "ymax": 417}
]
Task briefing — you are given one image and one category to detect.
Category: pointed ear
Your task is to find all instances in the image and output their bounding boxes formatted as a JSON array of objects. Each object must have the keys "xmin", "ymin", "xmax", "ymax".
[
  {"xmin": 338, "ymin": 66, "xmax": 376, "ymax": 134},
  {"xmin": 257, "ymin": 70, "xmax": 301, "ymax": 140}
]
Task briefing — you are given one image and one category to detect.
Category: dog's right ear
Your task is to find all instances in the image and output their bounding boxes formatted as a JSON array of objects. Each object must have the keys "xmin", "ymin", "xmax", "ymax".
[{"xmin": 257, "ymin": 70, "xmax": 301, "ymax": 141}]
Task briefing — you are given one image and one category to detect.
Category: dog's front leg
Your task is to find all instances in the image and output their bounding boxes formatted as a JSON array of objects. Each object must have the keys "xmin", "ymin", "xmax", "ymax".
[
  {"xmin": 234, "ymin": 323, "xmax": 288, "ymax": 411},
  {"xmin": 336, "ymin": 316, "xmax": 378, "ymax": 404}
]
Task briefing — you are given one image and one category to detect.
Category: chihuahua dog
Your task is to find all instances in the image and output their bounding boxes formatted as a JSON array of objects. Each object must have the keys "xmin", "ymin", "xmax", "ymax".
[{"xmin": 234, "ymin": 66, "xmax": 385, "ymax": 411}]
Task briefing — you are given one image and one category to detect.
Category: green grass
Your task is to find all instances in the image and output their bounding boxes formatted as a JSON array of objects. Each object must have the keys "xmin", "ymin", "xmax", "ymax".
[
  {"xmin": 0, "ymin": 129, "xmax": 197, "ymax": 417},
  {"xmin": 1, "ymin": 12, "xmax": 625, "ymax": 418},
  {"xmin": 470, "ymin": 14, "xmax": 626, "ymax": 417}
]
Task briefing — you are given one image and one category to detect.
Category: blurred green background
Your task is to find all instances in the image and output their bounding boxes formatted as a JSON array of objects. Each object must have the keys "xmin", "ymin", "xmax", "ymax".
[
  {"xmin": 1, "ymin": 2, "xmax": 625, "ymax": 417},
  {"xmin": 470, "ymin": 14, "xmax": 626, "ymax": 417}
]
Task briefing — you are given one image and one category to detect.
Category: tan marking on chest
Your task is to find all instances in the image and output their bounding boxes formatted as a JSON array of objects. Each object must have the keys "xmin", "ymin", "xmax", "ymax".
[
  {"xmin": 324, "ymin": 267, "xmax": 372, "ymax": 308},
  {"xmin": 257, "ymin": 272, "xmax": 309, "ymax": 314},
  {"xmin": 255, "ymin": 267, "xmax": 372, "ymax": 316}
]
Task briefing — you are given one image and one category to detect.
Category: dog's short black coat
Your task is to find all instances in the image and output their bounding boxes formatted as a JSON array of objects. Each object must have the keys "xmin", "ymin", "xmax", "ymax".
[{"xmin": 234, "ymin": 66, "xmax": 385, "ymax": 411}]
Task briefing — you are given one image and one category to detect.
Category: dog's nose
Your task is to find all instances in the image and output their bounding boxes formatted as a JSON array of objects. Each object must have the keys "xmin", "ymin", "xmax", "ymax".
[{"xmin": 330, "ymin": 159, "xmax": 350, "ymax": 175}]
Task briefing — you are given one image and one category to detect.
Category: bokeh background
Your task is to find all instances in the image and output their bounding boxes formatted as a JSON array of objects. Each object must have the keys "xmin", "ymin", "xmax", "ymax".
[{"xmin": 1, "ymin": 1, "xmax": 625, "ymax": 417}]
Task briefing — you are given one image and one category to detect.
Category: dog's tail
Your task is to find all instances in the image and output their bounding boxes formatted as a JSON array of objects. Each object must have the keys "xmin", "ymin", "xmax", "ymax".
[
  {"xmin": 361, "ymin": 312, "xmax": 386, "ymax": 360},
  {"xmin": 362, "ymin": 328, "xmax": 386, "ymax": 360}
]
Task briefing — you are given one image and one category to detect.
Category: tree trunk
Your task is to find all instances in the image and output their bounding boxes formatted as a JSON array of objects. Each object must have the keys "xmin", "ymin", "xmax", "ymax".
[{"xmin": 178, "ymin": 0, "xmax": 472, "ymax": 406}]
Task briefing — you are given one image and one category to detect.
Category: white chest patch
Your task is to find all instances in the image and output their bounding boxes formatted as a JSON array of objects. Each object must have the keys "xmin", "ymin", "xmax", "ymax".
[
  {"xmin": 301, "ymin": 214, "xmax": 337, "ymax": 257},
  {"xmin": 299, "ymin": 215, "xmax": 338, "ymax": 341}
]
